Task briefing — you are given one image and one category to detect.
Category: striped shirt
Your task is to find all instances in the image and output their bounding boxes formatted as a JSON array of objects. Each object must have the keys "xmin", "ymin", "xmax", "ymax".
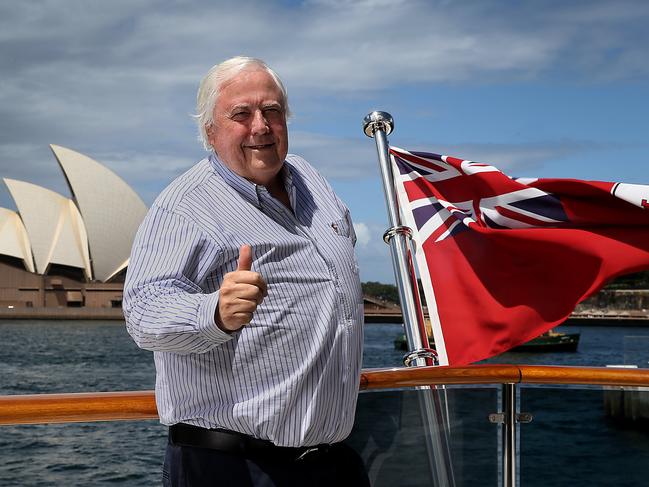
[{"xmin": 123, "ymin": 153, "xmax": 364, "ymax": 447}]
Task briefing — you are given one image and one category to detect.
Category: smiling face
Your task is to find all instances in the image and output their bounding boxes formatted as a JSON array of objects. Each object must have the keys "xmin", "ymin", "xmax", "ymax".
[{"xmin": 206, "ymin": 68, "xmax": 289, "ymax": 187}]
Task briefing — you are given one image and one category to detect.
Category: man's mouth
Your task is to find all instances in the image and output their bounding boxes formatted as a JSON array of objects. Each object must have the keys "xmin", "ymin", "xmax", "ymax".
[{"xmin": 245, "ymin": 143, "xmax": 275, "ymax": 150}]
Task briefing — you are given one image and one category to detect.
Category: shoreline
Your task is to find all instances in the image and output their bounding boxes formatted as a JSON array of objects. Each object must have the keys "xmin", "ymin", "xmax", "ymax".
[
  {"xmin": 362, "ymin": 313, "xmax": 649, "ymax": 326},
  {"xmin": 0, "ymin": 307, "xmax": 124, "ymax": 320},
  {"xmin": 1, "ymin": 307, "xmax": 648, "ymax": 326}
]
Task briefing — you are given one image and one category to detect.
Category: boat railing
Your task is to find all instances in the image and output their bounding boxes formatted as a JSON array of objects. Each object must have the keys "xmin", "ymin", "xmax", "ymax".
[
  {"xmin": 1, "ymin": 364, "xmax": 648, "ymax": 425},
  {"xmin": 1, "ymin": 365, "xmax": 648, "ymax": 425},
  {"xmin": 2, "ymin": 365, "xmax": 649, "ymax": 486}
]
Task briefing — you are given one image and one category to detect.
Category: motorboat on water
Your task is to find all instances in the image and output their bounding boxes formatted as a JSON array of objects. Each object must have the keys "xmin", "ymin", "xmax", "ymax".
[{"xmin": 394, "ymin": 329, "xmax": 580, "ymax": 353}]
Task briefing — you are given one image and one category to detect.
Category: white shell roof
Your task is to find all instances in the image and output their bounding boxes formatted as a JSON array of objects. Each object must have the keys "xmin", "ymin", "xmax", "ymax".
[
  {"xmin": 3, "ymin": 179, "xmax": 92, "ymax": 280},
  {"xmin": 0, "ymin": 207, "xmax": 35, "ymax": 273},
  {"xmin": 50, "ymin": 145, "xmax": 148, "ymax": 282}
]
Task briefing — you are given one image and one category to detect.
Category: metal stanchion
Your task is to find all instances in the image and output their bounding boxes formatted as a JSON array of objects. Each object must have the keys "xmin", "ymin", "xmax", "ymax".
[
  {"xmin": 502, "ymin": 383, "xmax": 517, "ymax": 487},
  {"xmin": 363, "ymin": 111, "xmax": 455, "ymax": 487},
  {"xmin": 490, "ymin": 383, "xmax": 529, "ymax": 486}
]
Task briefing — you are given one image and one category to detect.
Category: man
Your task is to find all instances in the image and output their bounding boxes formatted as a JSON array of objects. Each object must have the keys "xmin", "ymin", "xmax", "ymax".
[{"xmin": 124, "ymin": 57, "xmax": 368, "ymax": 486}]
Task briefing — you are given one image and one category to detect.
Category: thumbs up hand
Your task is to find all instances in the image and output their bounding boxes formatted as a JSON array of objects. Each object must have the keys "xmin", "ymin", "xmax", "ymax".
[{"xmin": 216, "ymin": 245, "xmax": 267, "ymax": 332}]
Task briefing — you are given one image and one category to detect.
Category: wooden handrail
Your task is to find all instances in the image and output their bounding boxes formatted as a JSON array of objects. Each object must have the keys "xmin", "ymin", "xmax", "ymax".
[
  {"xmin": 359, "ymin": 364, "xmax": 522, "ymax": 389},
  {"xmin": 517, "ymin": 365, "xmax": 649, "ymax": 386},
  {"xmin": 0, "ymin": 391, "xmax": 157, "ymax": 425},
  {"xmin": 2, "ymin": 365, "xmax": 649, "ymax": 426},
  {"xmin": 359, "ymin": 364, "xmax": 649, "ymax": 388}
]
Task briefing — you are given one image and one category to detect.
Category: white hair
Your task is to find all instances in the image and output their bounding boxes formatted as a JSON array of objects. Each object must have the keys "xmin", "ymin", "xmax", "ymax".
[{"xmin": 195, "ymin": 56, "xmax": 290, "ymax": 151}]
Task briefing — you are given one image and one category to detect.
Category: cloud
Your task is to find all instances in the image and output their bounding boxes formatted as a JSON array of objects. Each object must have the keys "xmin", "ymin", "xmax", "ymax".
[
  {"xmin": 292, "ymin": 130, "xmax": 613, "ymax": 181},
  {"xmin": 2, "ymin": 1, "xmax": 646, "ymax": 161},
  {"xmin": 277, "ymin": 0, "xmax": 649, "ymax": 92},
  {"xmin": 353, "ymin": 222, "xmax": 371, "ymax": 248},
  {"xmin": 2, "ymin": 1, "xmax": 645, "ymax": 147},
  {"xmin": 407, "ymin": 139, "xmax": 600, "ymax": 175},
  {"xmin": 351, "ymin": 221, "xmax": 394, "ymax": 283},
  {"xmin": 2, "ymin": 1, "xmax": 647, "ymax": 103}
]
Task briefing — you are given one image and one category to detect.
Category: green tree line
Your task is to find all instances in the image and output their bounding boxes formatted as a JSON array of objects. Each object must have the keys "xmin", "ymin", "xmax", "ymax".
[
  {"xmin": 605, "ymin": 270, "xmax": 649, "ymax": 290},
  {"xmin": 361, "ymin": 281, "xmax": 399, "ymax": 303},
  {"xmin": 363, "ymin": 270, "xmax": 649, "ymax": 303}
]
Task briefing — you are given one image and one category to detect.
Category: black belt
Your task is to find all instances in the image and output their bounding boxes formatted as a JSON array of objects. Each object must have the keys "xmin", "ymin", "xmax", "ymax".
[{"xmin": 169, "ymin": 423, "xmax": 329, "ymax": 459}]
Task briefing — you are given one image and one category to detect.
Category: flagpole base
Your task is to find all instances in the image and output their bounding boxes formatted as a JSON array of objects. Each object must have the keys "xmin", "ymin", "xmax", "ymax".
[{"xmin": 403, "ymin": 348, "xmax": 438, "ymax": 367}]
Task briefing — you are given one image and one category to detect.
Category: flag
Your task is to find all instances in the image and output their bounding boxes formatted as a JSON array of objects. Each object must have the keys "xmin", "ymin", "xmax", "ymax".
[{"xmin": 391, "ymin": 146, "xmax": 649, "ymax": 366}]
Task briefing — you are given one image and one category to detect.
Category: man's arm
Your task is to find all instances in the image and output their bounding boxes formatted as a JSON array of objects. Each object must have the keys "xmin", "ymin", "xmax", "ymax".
[{"xmin": 123, "ymin": 205, "xmax": 236, "ymax": 353}]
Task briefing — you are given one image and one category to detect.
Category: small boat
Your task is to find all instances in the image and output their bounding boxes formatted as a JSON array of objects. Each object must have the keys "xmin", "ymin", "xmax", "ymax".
[
  {"xmin": 394, "ymin": 329, "xmax": 580, "ymax": 352},
  {"xmin": 510, "ymin": 330, "xmax": 580, "ymax": 352}
]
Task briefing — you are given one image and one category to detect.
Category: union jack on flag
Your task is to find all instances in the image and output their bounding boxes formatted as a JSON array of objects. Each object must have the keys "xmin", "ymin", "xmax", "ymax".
[
  {"xmin": 391, "ymin": 146, "xmax": 649, "ymax": 366},
  {"xmin": 392, "ymin": 148, "xmax": 572, "ymax": 242}
]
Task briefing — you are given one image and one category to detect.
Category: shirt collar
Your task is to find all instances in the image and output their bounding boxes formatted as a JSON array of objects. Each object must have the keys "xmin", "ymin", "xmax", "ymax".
[{"xmin": 209, "ymin": 152, "xmax": 294, "ymax": 209}]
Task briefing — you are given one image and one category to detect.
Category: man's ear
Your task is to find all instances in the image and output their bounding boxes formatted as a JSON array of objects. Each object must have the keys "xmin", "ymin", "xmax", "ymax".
[{"xmin": 205, "ymin": 124, "xmax": 216, "ymax": 147}]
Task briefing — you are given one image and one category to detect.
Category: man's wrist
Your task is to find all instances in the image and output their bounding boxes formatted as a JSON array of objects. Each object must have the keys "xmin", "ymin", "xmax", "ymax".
[
  {"xmin": 214, "ymin": 309, "xmax": 235, "ymax": 334},
  {"xmin": 197, "ymin": 291, "xmax": 233, "ymax": 344}
]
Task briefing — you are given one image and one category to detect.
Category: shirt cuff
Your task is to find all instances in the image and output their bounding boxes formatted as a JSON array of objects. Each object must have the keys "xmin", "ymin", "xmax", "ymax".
[{"xmin": 197, "ymin": 291, "xmax": 234, "ymax": 345}]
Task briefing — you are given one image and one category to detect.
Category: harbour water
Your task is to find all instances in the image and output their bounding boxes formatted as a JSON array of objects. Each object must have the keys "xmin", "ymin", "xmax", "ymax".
[{"xmin": 1, "ymin": 321, "xmax": 649, "ymax": 485}]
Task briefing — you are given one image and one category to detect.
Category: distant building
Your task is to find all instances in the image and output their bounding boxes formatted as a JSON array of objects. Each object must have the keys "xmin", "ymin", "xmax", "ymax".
[{"xmin": 0, "ymin": 145, "xmax": 147, "ymax": 309}]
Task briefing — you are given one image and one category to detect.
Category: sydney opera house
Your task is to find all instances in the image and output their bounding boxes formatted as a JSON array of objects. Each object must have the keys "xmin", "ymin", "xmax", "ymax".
[{"xmin": 0, "ymin": 145, "xmax": 147, "ymax": 313}]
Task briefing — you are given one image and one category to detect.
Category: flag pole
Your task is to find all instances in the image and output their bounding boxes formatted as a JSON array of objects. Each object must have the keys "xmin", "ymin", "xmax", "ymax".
[
  {"xmin": 362, "ymin": 111, "xmax": 435, "ymax": 366},
  {"xmin": 363, "ymin": 111, "xmax": 456, "ymax": 487}
]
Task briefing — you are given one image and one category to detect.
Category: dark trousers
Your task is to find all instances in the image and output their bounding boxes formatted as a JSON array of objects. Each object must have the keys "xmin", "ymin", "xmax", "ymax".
[{"xmin": 162, "ymin": 437, "xmax": 370, "ymax": 487}]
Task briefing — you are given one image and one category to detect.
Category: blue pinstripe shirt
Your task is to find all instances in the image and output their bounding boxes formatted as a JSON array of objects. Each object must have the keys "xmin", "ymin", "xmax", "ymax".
[{"xmin": 124, "ymin": 153, "xmax": 364, "ymax": 447}]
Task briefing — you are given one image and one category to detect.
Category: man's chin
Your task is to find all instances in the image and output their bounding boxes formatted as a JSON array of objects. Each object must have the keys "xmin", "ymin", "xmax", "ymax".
[{"xmin": 252, "ymin": 157, "xmax": 283, "ymax": 170}]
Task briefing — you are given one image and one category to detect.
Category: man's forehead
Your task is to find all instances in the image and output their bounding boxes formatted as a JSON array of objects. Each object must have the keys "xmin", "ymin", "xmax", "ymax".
[{"xmin": 218, "ymin": 70, "xmax": 282, "ymax": 100}]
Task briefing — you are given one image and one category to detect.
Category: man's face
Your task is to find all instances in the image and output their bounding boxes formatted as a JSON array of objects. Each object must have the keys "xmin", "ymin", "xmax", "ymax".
[{"xmin": 207, "ymin": 69, "xmax": 289, "ymax": 186}]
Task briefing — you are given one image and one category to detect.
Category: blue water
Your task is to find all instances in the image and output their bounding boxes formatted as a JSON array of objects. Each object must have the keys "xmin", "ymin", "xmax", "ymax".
[{"xmin": 1, "ymin": 321, "xmax": 648, "ymax": 486}]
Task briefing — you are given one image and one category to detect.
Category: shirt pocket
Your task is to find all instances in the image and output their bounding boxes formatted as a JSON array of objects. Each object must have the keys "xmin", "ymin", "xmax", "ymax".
[
  {"xmin": 330, "ymin": 217, "xmax": 360, "ymax": 276},
  {"xmin": 330, "ymin": 218, "xmax": 351, "ymax": 238},
  {"xmin": 330, "ymin": 212, "xmax": 357, "ymax": 245}
]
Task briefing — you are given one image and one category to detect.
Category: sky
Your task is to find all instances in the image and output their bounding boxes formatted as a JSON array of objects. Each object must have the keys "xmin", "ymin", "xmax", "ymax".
[{"xmin": 0, "ymin": 0, "xmax": 647, "ymax": 283}]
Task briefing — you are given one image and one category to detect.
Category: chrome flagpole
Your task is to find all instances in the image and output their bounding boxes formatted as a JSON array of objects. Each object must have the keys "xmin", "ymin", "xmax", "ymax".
[
  {"xmin": 363, "ymin": 111, "xmax": 456, "ymax": 487},
  {"xmin": 362, "ymin": 111, "xmax": 434, "ymax": 366}
]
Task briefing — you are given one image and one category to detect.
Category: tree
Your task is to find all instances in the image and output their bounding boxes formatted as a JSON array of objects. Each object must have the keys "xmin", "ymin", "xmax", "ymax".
[
  {"xmin": 361, "ymin": 281, "xmax": 399, "ymax": 303},
  {"xmin": 606, "ymin": 270, "xmax": 649, "ymax": 290}
]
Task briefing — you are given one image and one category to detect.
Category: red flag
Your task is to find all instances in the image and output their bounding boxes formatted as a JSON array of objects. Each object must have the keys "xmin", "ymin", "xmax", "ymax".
[{"xmin": 391, "ymin": 146, "xmax": 649, "ymax": 365}]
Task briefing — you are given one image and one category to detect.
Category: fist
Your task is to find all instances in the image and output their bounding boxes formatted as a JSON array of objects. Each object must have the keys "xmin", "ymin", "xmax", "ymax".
[{"xmin": 216, "ymin": 245, "xmax": 267, "ymax": 332}]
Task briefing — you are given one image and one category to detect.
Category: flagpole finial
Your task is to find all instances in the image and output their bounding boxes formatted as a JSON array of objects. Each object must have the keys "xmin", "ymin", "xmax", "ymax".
[{"xmin": 363, "ymin": 111, "xmax": 394, "ymax": 137}]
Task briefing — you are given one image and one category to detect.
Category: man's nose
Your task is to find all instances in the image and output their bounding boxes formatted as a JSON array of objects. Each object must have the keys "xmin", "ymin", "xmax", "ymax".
[{"xmin": 251, "ymin": 110, "xmax": 270, "ymax": 135}]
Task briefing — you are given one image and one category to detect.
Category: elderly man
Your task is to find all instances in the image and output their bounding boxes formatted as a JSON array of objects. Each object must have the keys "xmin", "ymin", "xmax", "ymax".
[{"xmin": 124, "ymin": 57, "xmax": 368, "ymax": 486}]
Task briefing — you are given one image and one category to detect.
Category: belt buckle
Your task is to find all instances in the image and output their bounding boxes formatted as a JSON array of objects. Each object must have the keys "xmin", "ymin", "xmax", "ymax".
[
  {"xmin": 296, "ymin": 444, "xmax": 330, "ymax": 461},
  {"xmin": 296, "ymin": 447, "xmax": 319, "ymax": 461}
]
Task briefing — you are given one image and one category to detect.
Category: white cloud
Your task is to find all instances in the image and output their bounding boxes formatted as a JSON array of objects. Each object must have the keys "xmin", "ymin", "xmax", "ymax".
[
  {"xmin": 275, "ymin": 0, "xmax": 649, "ymax": 92},
  {"xmin": 292, "ymin": 130, "xmax": 608, "ymax": 180},
  {"xmin": 1, "ymin": 1, "xmax": 647, "ymax": 106},
  {"xmin": 353, "ymin": 222, "xmax": 371, "ymax": 247},
  {"xmin": 1, "ymin": 1, "xmax": 646, "ymax": 163},
  {"xmin": 349, "ymin": 220, "xmax": 394, "ymax": 283},
  {"xmin": 407, "ymin": 140, "xmax": 599, "ymax": 174}
]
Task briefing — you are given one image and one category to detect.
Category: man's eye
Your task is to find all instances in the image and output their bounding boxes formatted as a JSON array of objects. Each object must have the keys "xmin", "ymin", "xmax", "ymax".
[
  {"xmin": 263, "ymin": 107, "xmax": 283, "ymax": 117},
  {"xmin": 231, "ymin": 112, "xmax": 249, "ymax": 121}
]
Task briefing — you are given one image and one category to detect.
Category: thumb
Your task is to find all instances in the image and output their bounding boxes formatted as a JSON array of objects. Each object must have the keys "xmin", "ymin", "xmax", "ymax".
[{"xmin": 236, "ymin": 244, "xmax": 253, "ymax": 271}]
